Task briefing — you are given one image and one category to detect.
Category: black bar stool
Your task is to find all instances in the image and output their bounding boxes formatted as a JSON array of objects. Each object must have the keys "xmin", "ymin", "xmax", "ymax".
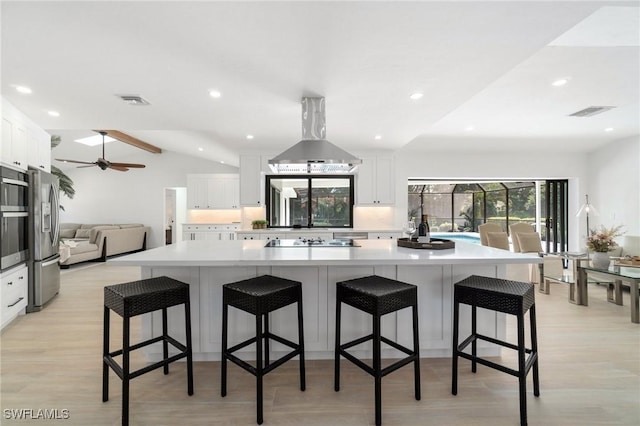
[
  {"xmin": 103, "ymin": 276, "xmax": 193, "ymax": 426},
  {"xmin": 452, "ymin": 275, "xmax": 540, "ymax": 426},
  {"xmin": 335, "ymin": 275, "xmax": 420, "ymax": 426},
  {"xmin": 221, "ymin": 275, "xmax": 305, "ymax": 425}
]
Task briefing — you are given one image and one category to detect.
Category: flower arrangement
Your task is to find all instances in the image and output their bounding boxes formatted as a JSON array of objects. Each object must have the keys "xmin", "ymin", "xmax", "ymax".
[{"xmin": 586, "ymin": 225, "xmax": 624, "ymax": 252}]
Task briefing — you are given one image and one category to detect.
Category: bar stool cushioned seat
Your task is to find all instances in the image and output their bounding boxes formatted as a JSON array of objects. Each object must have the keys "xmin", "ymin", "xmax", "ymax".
[
  {"xmin": 335, "ymin": 275, "xmax": 420, "ymax": 426},
  {"xmin": 103, "ymin": 276, "xmax": 193, "ymax": 426},
  {"xmin": 221, "ymin": 275, "xmax": 305, "ymax": 425},
  {"xmin": 452, "ymin": 275, "xmax": 540, "ymax": 426}
]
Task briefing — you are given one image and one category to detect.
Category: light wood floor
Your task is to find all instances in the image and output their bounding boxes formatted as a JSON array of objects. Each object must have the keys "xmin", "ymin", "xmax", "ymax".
[{"xmin": 1, "ymin": 263, "xmax": 639, "ymax": 425}]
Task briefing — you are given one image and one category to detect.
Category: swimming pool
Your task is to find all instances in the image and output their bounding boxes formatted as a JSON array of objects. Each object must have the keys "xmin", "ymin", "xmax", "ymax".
[{"xmin": 430, "ymin": 232, "xmax": 481, "ymax": 244}]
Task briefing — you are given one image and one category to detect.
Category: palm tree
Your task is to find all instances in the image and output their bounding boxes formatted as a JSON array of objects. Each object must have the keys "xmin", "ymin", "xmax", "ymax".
[{"xmin": 50, "ymin": 135, "xmax": 75, "ymax": 210}]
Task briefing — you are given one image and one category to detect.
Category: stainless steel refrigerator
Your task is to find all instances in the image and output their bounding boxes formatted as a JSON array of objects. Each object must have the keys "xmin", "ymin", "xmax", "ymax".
[{"xmin": 27, "ymin": 169, "xmax": 61, "ymax": 312}]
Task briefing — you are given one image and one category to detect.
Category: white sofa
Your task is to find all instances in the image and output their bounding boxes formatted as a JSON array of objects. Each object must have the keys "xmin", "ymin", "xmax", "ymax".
[{"xmin": 59, "ymin": 223, "xmax": 150, "ymax": 268}]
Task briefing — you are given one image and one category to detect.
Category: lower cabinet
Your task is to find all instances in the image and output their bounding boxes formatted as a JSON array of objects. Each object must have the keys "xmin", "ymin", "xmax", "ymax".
[
  {"xmin": 139, "ymin": 262, "xmax": 504, "ymax": 361},
  {"xmin": 368, "ymin": 232, "xmax": 402, "ymax": 240},
  {"xmin": 1, "ymin": 264, "xmax": 28, "ymax": 330},
  {"xmin": 182, "ymin": 224, "xmax": 239, "ymax": 241},
  {"xmin": 198, "ymin": 266, "xmax": 328, "ymax": 355}
]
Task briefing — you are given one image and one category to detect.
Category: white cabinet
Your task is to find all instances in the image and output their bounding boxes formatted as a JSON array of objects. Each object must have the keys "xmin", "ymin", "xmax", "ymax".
[
  {"xmin": 1, "ymin": 97, "xmax": 47, "ymax": 172},
  {"xmin": 239, "ymin": 155, "xmax": 263, "ymax": 207},
  {"xmin": 187, "ymin": 174, "xmax": 239, "ymax": 210},
  {"xmin": 27, "ymin": 126, "xmax": 51, "ymax": 172},
  {"xmin": 368, "ymin": 232, "xmax": 402, "ymax": 240},
  {"xmin": 1, "ymin": 115, "xmax": 28, "ymax": 171},
  {"xmin": 182, "ymin": 224, "xmax": 239, "ymax": 241},
  {"xmin": 236, "ymin": 231, "xmax": 260, "ymax": 240},
  {"xmin": 187, "ymin": 175, "xmax": 209, "ymax": 209},
  {"xmin": 356, "ymin": 155, "xmax": 395, "ymax": 205},
  {"xmin": 1, "ymin": 264, "xmax": 28, "ymax": 330},
  {"xmin": 209, "ymin": 175, "xmax": 239, "ymax": 209}
]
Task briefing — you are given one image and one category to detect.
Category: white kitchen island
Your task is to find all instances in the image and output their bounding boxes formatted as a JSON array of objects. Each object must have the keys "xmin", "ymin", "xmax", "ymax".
[{"xmin": 109, "ymin": 239, "xmax": 541, "ymax": 361}]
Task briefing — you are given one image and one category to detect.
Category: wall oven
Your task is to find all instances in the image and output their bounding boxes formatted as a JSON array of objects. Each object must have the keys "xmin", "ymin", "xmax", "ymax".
[{"xmin": 1, "ymin": 166, "xmax": 29, "ymax": 271}]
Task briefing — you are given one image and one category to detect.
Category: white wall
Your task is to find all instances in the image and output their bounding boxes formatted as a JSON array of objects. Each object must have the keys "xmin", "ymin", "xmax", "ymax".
[
  {"xmin": 59, "ymin": 150, "xmax": 238, "ymax": 248},
  {"xmin": 586, "ymin": 135, "xmax": 640, "ymax": 238}
]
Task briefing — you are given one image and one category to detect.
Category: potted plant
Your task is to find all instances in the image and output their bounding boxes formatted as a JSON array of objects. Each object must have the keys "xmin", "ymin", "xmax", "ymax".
[
  {"xmin": 586, "ymin": 225, "xmax": 624, "ymax": 269},
  {"xmin": 252, "ymin": 219, "xmax": 268, "ymax": 230}
]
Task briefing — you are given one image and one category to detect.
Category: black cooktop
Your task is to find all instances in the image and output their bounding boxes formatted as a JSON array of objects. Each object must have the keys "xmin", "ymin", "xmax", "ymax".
[{"xmin": 264, "ymin": 238, "xmax": 360, "ymax": 248}]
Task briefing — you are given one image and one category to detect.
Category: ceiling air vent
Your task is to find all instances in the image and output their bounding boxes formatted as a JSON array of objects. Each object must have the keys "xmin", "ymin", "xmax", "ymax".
[
  {"xmin": 568, "ymin": 106, "xmax": 615, "ymax": 117},
  {"xmin": 116, "ymin": 94, "xmax": 151, "ymax": 106}
]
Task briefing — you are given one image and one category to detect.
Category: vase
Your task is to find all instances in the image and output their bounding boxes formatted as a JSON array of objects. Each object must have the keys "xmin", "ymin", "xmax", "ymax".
[{"xmin": 591, "ymin": 252, "xmax": 611, "ymax": 269}]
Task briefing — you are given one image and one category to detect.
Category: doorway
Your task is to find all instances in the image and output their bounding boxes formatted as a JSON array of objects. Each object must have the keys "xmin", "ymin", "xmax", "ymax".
[{"xmin": 164, "ymin": 187, "xmax": 187, "ymax": 245}]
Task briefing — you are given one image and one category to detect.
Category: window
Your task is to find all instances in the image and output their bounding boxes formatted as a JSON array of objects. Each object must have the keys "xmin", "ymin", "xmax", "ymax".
[{"xmin": 266, "ymin": 175, "xmax": 354, "ymax": 228}]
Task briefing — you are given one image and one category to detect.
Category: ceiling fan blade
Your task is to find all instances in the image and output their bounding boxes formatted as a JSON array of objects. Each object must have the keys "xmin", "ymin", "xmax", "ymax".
[
  {"xmin": 77, "ymin": 164, "xmax": 97, "ymax": 168},
  {"xmin": 109, "ymin": 162, "xmax": 146, "ymax": 168},
  {"xmin": 55, "ymin": 158, "xmax": 96, "ymax": 165},
  {"xmin": 108, "ymin": 165, "xmax": 130, "ymax": 172}
]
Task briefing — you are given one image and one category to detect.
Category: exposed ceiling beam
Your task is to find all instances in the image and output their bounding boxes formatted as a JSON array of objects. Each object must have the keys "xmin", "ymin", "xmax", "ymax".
[{"xmin": 94, "ymin": 130, "xmax": 162, "ymax": 154}]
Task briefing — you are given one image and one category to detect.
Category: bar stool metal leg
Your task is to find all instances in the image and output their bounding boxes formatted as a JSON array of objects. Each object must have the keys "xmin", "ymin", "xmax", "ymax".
[
  {"xmin": 162, "ymin": 307, "xmax": 169, "ymax": 375},
  {"xmin": 185, "ymin": 299, "xmax": 194, "ymax": 395},
  {"xmin": 256, "ymin": 312, "xmax": 264, "ymax": 425},
  {"xmin": 412, "ymin": 304, "xmax": 421, "ymax": 401},
  {"xmin": 298, "ymin": 289, "xmax": 306, "ymax": 391},
  {"xmin": 102, "ymin": 306, "xmax": 110, "ymax": 402},
  {"xmin": 471, "ymin": 304, "xmax": 477, "ymax": 373},
  {"xmin": 531, "ymin": 305, "xmax": 540, "ymax": 397},
  {"xmin": 517, "ymin": 313, "xmax": 527, "ymax": 426},
  {"xmin": 122, "ymin": 315, "xmax": 130, "ymax": 426},
  {"xmin": 451, "ymin": 297, "xmax": 459, "ymax": 395},
  {"xmin": 334, "ymin": 294, "xmax": 341, "ymax": 392},
  {"xmin": 221, "ymin": 302, "xmax": 228, "ymax": 397},
  {"xmin": 373, "ymin": 313, "xmax": 382, "ymax": 426}
]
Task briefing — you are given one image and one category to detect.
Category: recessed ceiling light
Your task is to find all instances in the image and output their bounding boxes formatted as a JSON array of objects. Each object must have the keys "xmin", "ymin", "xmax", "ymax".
[
  {"xmin": 209, "ymin": 90, "xmax": 222, "ymax": 98},
  {"xmin": 604, "ymin": 127, "xmax": 614, "ymax": 132},
  {"xmin": 552, "ymin": 78, "xmax": 568, "ymax": 87},
  {"xmin": 48, "ymin": 111, "xmax": 60, "ymax": 117},
  {"xmin": 465, "ymin": 125, "xmax": 475, "ymax": 131},
  {"xmin": 374, "ymin": 135, "xmax": 382, "ymax": 140},
  {"xmin": 15, "ymin": 85, "xmax": 32, "ymax": 94},
  {"xmin": 246, "ymin": 135, "xmax": 254, "ymax": 140},
  {"xmin": 198, "ymin": 147, "xmax": 204, "ymax": 152},
  {"xmin": 74, "ymin": 134, "xmax": 116, "ymax": 146},
  {"xmin": 410, "ymin": 92, "xmax": 423, "ymax": 100},
  {"xmin": 220, "ymin": 161, "xmax": 225, "ymax": 164}
]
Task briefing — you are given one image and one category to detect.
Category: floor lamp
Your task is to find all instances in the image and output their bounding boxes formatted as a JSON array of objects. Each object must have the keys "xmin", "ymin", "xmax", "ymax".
[{"xmin": 576, "ymin": 194, "xmax": 599, "ymax": 243}]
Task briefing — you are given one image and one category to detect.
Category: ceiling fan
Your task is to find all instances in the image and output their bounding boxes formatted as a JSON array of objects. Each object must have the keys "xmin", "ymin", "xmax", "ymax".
[{"xmin": 55, "ymin": 131, "xmax": 146, "ymax": 172}]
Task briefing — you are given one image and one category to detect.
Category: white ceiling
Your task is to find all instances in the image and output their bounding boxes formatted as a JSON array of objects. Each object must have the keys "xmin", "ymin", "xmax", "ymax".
[{"xmin": 2, "ymin": 1, "xmax": 638, "ymax": 169}]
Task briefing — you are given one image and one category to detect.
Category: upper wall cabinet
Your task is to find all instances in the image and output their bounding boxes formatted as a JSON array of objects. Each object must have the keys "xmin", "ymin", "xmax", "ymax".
[
  {"xmin": 239, "ymin": 154, "xmax": 264, "ymax": 207},
  {"xmin": 356, "ymin": 155, "xmax": 395, "ymax": 205},
  {"xmin": 1, "ymin": 113, "xmax": 28, "ymax": 171},
  {"xmin": 27, "ymin": 126, "xmax": 51, "ymax": 172},
  {"xmin": 209, "ymin": 175, "xmax": 239, "ymax": 209},
  {"xmin": 187, "ymin": 174, "xmax": 240, "ymax": 209},
  {"xmin": 1, "ymin": 98, "xmax": 50, "ymax": 172}
]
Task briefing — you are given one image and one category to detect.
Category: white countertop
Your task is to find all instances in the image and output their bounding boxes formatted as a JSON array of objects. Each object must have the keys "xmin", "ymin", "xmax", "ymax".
[
  {"xmin": 236, "ymin": 228, "xmax": 401, "ymax": 233},
  {"xmin": 110, "ymin": 239, "xmax": 541, "ymax": 267}
]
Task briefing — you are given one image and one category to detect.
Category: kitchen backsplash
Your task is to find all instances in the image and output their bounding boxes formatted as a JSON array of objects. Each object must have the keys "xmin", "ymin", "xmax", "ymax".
[{"xmin": 187, "ymin": 209, "xmax": 241, "ymax": 223}]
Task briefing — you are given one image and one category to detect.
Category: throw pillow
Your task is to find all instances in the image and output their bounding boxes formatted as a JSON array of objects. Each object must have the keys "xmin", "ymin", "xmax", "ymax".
[
  {"xmin": 516, "ymin": 232, "xmax": 542, "ymax": 253},
  {"xmin": 74, "ymin": 229, "xmax": 92, "ymax": 239},
  {"xmin": 59, "ymin": 229, "xmax": 76, "ymax": 239},
  {"xmin": 486, "ymin": 232, "xmax": 509, "ymax": 250}
]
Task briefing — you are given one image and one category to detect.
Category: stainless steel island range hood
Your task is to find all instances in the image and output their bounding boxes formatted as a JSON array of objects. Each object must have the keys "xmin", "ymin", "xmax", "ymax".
[{"xmin": 269, "ymin": 97, "xmax": 362, "ymax": 173}]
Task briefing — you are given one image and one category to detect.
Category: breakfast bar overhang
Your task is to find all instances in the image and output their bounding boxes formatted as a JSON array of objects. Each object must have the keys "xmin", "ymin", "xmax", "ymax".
[{"xmin": 110, "ymin": 239, "xmax": 541, "ymax": 361}]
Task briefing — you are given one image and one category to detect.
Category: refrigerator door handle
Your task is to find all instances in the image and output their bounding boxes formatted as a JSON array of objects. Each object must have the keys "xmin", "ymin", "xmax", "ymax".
[
  {"xmin": 42, "ymin": 255, "xmax": 61, "ymax": 267},
  {"xmin": 50, "ymin": 183, "xmax": 60, "ymax": 244}
]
